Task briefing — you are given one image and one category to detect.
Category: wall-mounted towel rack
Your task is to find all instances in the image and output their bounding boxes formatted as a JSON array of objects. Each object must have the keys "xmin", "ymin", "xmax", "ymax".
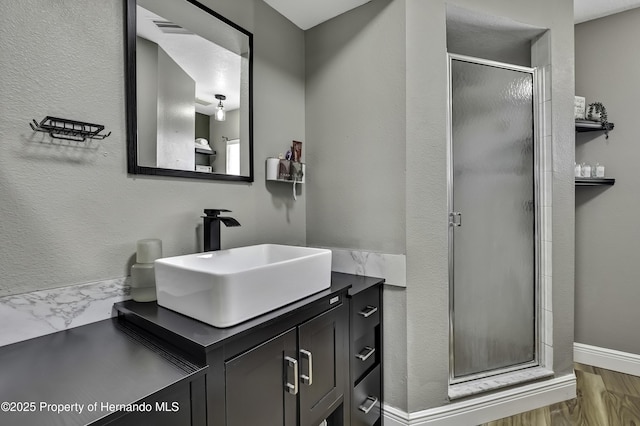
[{"xmin": 29, "ymin": 116, "xmax": 111, "ymax": 142}]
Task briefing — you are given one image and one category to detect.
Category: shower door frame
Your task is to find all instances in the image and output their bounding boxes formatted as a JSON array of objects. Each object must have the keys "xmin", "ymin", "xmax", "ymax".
[{"xmin": 446, "ymin": 53, "xmax": 542, "ymax": 385}]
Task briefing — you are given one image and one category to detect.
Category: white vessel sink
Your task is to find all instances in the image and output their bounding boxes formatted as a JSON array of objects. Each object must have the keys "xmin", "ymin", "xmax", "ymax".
[{"xmin": 155, "ymin": 244, "xmax": 332, "ymax": 328}]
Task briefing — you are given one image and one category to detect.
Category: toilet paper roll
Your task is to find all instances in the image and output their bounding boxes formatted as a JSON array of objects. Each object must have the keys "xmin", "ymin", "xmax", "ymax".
[{"xmin": 136, "ymin": 238, "xmax": 162, "ymax": 264}]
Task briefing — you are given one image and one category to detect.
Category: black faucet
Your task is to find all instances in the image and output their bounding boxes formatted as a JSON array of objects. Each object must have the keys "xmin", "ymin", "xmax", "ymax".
[{"xmin": 203, "ymin": 209, "xmax": 241, "ymax": 252}]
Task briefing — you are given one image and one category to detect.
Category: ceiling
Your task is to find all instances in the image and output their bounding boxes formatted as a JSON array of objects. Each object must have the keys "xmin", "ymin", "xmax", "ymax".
[
  {"xmin": 262, "ymin": 0, "xmax": 371, "ymax": 30},
  {"xmin": 137, "ymin": 5, "xmax": 242, "ymax": 115},
  {"xmin": 262, "ymin": 0, "xmax": 640, "ymax": 30},
  {"xmin": 575, "ymin": 0, "xmax": 640, "ymax": 23}
]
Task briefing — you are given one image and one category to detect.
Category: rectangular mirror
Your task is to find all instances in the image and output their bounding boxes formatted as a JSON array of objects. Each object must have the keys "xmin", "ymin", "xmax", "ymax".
[{"xmin": 125, "ymin": 0, "xmax": 253, "ymax": 181}]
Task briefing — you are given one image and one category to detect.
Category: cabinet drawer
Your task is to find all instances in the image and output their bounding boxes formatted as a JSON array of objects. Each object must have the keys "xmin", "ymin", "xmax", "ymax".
[
  {"xmin": 351, "ymin": 287, "xmax": 380, "ymax": 341},
  {"xmin": 352, "ymin": 330, "xmax": 377, "ymax": 383},
  {"xmin": 352, "ymin": 364, "xmax": 381, "ymax": 426}
]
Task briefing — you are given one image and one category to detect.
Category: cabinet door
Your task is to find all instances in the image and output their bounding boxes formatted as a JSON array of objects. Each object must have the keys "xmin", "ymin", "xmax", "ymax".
[
  {"xmin": 225, "ymin": 328, "xmax": 297, "ymax": 426},
  {"xmin": 298, "ymin": 304, "xmax": 347, "ymax": 426}
]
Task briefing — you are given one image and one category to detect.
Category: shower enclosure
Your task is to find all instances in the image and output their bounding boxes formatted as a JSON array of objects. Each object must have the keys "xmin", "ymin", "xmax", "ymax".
[{"xmin": 447, "ymin": 54, "xmax": 540, "ymax": 383}]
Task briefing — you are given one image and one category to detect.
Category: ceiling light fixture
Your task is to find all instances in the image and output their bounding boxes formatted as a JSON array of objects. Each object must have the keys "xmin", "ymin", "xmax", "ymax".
[{"xmin": 214, "ymin": 94, "xmax": 226, "ymax": 121}]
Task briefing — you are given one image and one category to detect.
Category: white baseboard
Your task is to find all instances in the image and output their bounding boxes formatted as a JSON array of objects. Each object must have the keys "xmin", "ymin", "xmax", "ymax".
[
  {"xmin": 383, "ymin": 374, "xmax": 576, "ymax": 426},
  {"xmin": 574, "ymin": 342, "xmax": 640, "ymax": 377}
]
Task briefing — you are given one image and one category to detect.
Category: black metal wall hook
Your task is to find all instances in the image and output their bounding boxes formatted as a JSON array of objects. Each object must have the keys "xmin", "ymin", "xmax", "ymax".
[{"xmin": 30, "ymin": 116, "xmax": 111, "ymax": 142}]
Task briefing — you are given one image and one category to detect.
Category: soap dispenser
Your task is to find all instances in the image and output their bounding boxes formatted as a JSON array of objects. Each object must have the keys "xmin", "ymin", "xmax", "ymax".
[{"xmin": 130, "ymin": 239, "xmax": 162, "ymax": 302}]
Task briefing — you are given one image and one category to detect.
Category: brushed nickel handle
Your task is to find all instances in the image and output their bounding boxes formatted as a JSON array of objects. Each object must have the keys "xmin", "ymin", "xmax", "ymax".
[
  {"xmin": 300, "ymin": 349, "xmax": 313, "ymax": 385},
  {"xmin": 359, "ymin": 396, "xmax": 378, "ymax": 414},
  {"xmin": 358, "ymin": 305, "xmax": 378, "ymax": 318},
  {"xmin": 355, "ymin": 346, "xmax": 376, "ymax": 362},
  {"xmin": 284, "ymin": 356, "xmax": 298, "ymax": 395}
]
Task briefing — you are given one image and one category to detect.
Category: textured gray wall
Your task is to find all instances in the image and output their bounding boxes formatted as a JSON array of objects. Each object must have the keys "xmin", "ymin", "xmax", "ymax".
[
  {"xmin": 195, "ymin": 113, "xmax": 210, "ymax": 141},
  {"xmin": 136, "ymin": 36, "xmax": 158, "ymax": 167},
  {"xmin": 306, "ymin": 0, "xmax": 575, "ymax": 412},
  {"xmin": 575, "ymin": 9, "xmax": 640, "ymax": 355},
  {"xmin": 382, "ymin": 286, "xmax": 408, "ymax": 410},
  {"xmin": 445, "ymin": 4, "xmax": 544, "ymax": 68},
  {"xmin": 0, "ymin": 0, "xmax": 305, "ymax": 296},
  {"xmin": 305, "ymin": 0, "xmax": 406, "ymax": 256},
  {"xmin": 156, "ymin": 47, "xmax": 196, "ymax": 170},
  {"xmin": 305, "ymin": 0, "xmax": 408, "ymax": 409}
]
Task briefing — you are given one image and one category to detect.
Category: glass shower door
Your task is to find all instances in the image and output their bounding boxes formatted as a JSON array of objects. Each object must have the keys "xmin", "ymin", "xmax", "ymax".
[{"xmin": 449, "ymin": 55, "xmax": 537, "ymax": 381}]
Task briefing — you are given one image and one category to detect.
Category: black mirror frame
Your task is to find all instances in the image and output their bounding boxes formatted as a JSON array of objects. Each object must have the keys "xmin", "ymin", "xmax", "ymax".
[{"xmin": 125, "ymin": 0, "xmax": 254, "ymax": 182}]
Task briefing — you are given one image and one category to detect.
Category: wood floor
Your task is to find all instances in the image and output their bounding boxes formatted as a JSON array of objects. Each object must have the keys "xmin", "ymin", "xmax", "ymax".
[{"xmin": 482, "ymin": 363, "xmax": 640, "ymax": 426}]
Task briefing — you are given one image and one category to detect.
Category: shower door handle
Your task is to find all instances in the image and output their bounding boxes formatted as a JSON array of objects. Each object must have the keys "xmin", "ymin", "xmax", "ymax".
[{"xmin": 449, "ymin": 212, "xmax": 462, "ymax": 227}]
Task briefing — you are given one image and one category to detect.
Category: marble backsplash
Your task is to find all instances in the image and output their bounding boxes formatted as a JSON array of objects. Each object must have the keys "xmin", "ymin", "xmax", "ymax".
[
  {"xmin": 0, "ymin": 247, "xmax": 406, "ymax": 348},
  {"xmin": 326, "ymin": 247, "xmax": 406, "ymax": 287},
  {"xmin": 0, "ymin": 278, "xmax": 131, "ymax": 347}
]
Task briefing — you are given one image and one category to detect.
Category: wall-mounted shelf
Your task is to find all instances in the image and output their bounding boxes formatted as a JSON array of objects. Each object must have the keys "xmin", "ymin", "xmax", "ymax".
[
  {"xmin": 575, "ymin": 120, "xmax": 614, "ymax": 133},
  {"xmin": 266, "ymin": 158, "xmax": 305, "ymax": 183},
  {"xmin": 268, "ymin": 177, "xmax": 304, "ymax": 183},
  {"xmin": 30, "ymin": 116, "xmax": 111, "ymax": 142},
  {"xmin": 195, "ymin": 146, "xmax": 216, "ymax": 173},
  {"xmin": 575, "ymin": 118, "xmax": 616, "ymax": 188},
  {"xmin": 195, "ymin": 147, "xmax": 216, "ymax": 155},
  {"xmin": 575, "ymin": 178, "xmax": 615, "ymax": 186},
  {"xmin": 266, "ymin": 158, "xmax": 305, "ymax": 200}
]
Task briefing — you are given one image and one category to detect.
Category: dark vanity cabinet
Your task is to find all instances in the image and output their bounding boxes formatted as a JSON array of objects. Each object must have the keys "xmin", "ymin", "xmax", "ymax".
[
  {"xmin": 225, "ymin": 304, "xmax": 348, "ymax": 426},
  {"xmin": 114, "ymin": 273, "xmax": 383, "ymax": 426},
  {"xmin": 225, "ymin": 328, "xmax": 297, "ymax": 426},
  {"xmin": 298, "ymin": 305, "xmax": 349, "ymax": 425},
  {"xmin": 349, "ymin": 284, "xmax": 384, "ymax": 426},
  {"xmin": 106, "ymin": 378, "xmax": 206, "ymax": 426}
]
